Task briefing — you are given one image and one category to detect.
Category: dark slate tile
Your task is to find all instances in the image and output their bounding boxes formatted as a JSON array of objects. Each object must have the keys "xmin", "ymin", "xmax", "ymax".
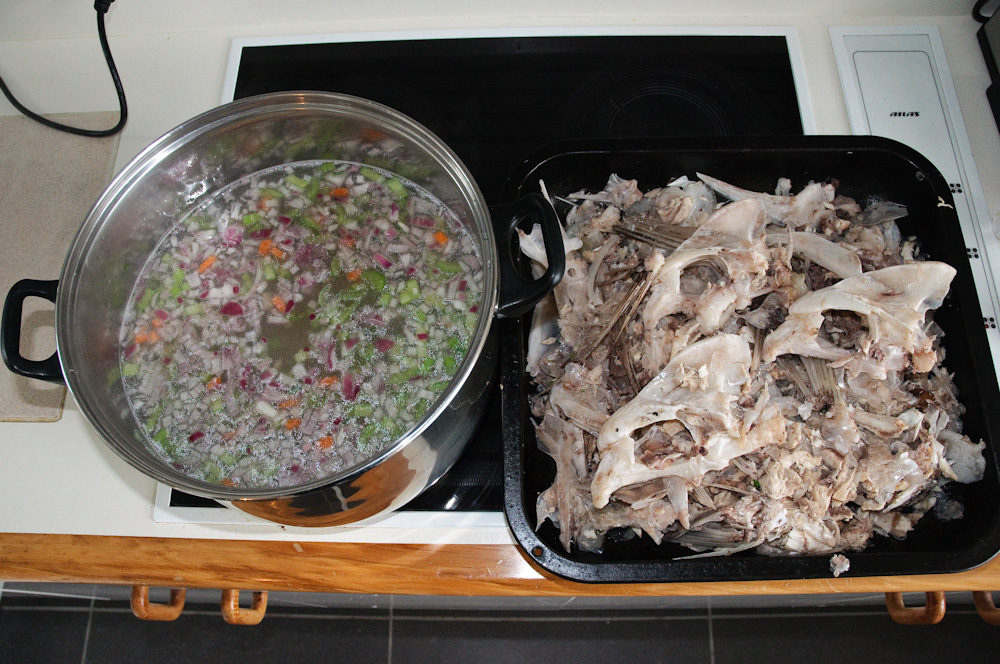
[
  {"xmin": 0, "ymin": 607, "xmax": 91, "ymax": 663},
  {"xmin": 713, "ymin": 608, "xmax": 1000, "ymax": 664},
  {"xmin": 84, "ymin": 610, "xmax": 389, "ymax": 664},
  {"xmin": 392, "ymin": 613, "xmax": 711, "ymax": 664}
]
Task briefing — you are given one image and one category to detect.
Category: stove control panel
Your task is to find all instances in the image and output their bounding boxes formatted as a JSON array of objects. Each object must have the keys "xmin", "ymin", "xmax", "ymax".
[{"xmin": 832, "ymin": 26, "xmax": 1000, "ymax": 377}]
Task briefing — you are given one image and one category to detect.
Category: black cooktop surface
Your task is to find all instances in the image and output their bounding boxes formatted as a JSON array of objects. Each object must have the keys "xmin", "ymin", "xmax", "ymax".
[{"xmin": 171, "ymin": 34, "xmax": 804, "ymax": 514}]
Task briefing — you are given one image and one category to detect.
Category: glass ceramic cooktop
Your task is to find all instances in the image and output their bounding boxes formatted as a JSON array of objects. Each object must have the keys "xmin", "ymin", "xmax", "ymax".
[{"xmin": 167, "ymin": 33, "xmax": 805, "ymax": 516}]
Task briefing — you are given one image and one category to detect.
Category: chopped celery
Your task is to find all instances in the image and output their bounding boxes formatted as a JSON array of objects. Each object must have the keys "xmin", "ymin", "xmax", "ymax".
[
  {"xmin": 241, "ymin": 211, "xmax": 264, "ymax": 230},
  {"xmin": 356, "ymin": 343, "xmax": 375, "ymax": 364},
  {"xmin": 121, "ymin": 362, "xmax": 140, "ymax": 377},
  {"xmin": 388, "ymin": 366, "xmax": 421, "ymax": 385},
  {"xmin": 398, "ymin": 278, "xmax": 421, "ymax": 305},
  {"xmin": 423, "ymin": 292, "xmax": 442, "ymax": 309},
  {"xmin": 187, "ymin": 214, "xmax": 215, "ymax": 230},
  {"xmin": 350, "ymin": 403, "xmax": 374, "ymax": 418},
  {"xmin": 202, "ymin": 464, "xmax": 223, "ymax": 484},
  {"xmin": 294, "ymin": 215, "xmax": 324, "ymax": 234},
  {"xmin": 137, "ymin": 287, "xmax": 156, "ymax": 311},
  {"xmin": 432, "ymin": 259, "xmax": 462, "ymax": 275},
  {"xmin": 258, "ymin": 187, "xmax": 284, "ymax": 198},
  {"xmin": 304, "ymin": 177, "xmax": 321, "ymax": 200},
  {"xmin": 385, "ymin": 178, "xmax": 408, "ymax": 200},
  {"xmin": 359, "ymin": 166, "xmax": 385, "ymax": 183},
  {"xmin": 358, "ymin": 423, "xmax": 380, "ymax": 451},
  {"xmin": 361, "ymin": 269, "xmax": 386, "ymax": 291},
  {"xmin": 285, "ymin": 174, "xmax": 309, "ymax": 189},
  {"xmin": 144, "ymin": 403, "xmax": 163, "ymax": 429}
]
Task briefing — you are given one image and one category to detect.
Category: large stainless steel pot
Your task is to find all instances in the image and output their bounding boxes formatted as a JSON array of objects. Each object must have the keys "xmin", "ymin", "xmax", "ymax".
[{"xmin": 1, "ymin": 92, "xmax": 563, "ymax": 526}]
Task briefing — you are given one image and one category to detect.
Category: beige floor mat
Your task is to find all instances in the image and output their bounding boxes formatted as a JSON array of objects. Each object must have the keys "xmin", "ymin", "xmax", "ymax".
[{"xmin": 0, "ymin": 112, "xmax": 120, "ymax": 421}]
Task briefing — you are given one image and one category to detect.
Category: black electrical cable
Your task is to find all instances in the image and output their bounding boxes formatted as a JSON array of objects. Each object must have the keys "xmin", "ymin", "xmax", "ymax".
[
  {"xmin": 974, "ymin": 0, "xmax": 998, "ymax": 23},
  {"xmin": 0, "ymin": 1, "xmax": 126, "ymax": 137}
]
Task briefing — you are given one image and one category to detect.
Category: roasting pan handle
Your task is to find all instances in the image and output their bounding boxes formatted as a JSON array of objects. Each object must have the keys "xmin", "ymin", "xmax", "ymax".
[
  {"xmin": 1, "ymin": 279, "xmax": 64, "ymax": 383},
  {"xmin": 490, "ymin": 193, "xmax": 565, "ymax": 319}
]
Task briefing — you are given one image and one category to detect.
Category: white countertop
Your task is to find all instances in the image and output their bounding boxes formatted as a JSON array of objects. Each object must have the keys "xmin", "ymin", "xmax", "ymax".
[{"xmin": 2, "ymin": 1, "xmax": 998, "ymax": 545}]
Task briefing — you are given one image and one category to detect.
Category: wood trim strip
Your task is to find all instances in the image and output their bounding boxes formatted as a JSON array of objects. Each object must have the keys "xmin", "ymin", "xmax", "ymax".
[{"xmin": 3, "ymin": 533, "xmax": 1000, "ymax": 596}]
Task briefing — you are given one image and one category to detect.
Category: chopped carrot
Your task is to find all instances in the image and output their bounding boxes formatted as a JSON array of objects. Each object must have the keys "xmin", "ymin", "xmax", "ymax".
[
  {"xmin": 317, "ymin": 436, "xmax": 334, "ymax": 450},
  {"xmin": 134, "ymin": 329, "xmax": 149, "ymax": 344},
  {"xmin": 346, "ymin": 268, "xmax": 363, "ymax": 282},
  {"xmin": 206, "ymin": 376, "xmax": 223, "ymax": 390},
  {"xmin": 258, "ymin": 238, "xmax": 273, "ymax": 256},
  {"xmin": 221, "ymin": 478, "xmax": 236, "ymax": 487},
  {"xmin": 361, "ymin": 128, "xmax": 386, "ymax": 142},
  {"xmin": 198, "ymin": 255, "xmax": 217, "ymax": 274},
  {"xmin": 271, "ymin": 295, "xmax": 287, "ymax": 312},
  {"xmin": 148, "ymin": 330, "xmax": 160, "ymax": 344},
  {"xmin": 433, "ymin": 230, "xmax": 449, "ymax": 245},
  {"xmin": 318, "ymin": 375, "xmax": 339, "ymax": 386},
  {"xmin": 257, "ymin": 195, "xmax": 274, "ymax": 210},
  {"xmin": 331, "ymin": 187, "xmax": 349, "ymax": 198},
  {"xmin": 151, "ymin": 317, "xmax": 165, "ymax": 329},
  {"xmin": 269, "ymin": 246, "xmax": 287, "ymax": 260},
  {"xmin": 285, "ymin": 418, "xmax": 302, "ymax": 430},
  {"xmin": 339, "ymin": 234, "xmax": 356, "ymax": 248},
  {"xmin": 278, "ymin": 399, "xmax": 299, "ymax": 410},
  {"xmin": 221, "ymin": 431, "xmax": 236, "ymax": 440}
]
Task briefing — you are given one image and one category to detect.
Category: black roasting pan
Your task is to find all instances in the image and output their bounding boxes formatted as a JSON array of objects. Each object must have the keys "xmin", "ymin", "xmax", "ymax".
[{"xmin": 498, "ymin": 135, "xmax": 1000, "ymax": 583}]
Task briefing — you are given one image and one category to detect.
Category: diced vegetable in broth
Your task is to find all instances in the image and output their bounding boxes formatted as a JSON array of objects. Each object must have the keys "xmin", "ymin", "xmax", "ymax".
[{"xmin": 120, "ymin": 160, "xmax": 483, "ymax": 489}]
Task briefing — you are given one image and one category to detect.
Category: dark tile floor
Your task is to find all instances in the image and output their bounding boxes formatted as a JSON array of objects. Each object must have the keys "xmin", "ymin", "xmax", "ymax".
[{"xmin": 2, "ymin": 585, "xmax": 999, "ymax": 664}]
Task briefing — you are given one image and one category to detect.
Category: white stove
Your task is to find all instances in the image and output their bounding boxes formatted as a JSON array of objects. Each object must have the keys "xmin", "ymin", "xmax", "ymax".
[
  {"xmin": 2, "ymin": 8, "xmax": 997, "ymax": 548},
  {"xmin": 146, "ymin": 24, "xmax": 1000, "ymax": 530}
]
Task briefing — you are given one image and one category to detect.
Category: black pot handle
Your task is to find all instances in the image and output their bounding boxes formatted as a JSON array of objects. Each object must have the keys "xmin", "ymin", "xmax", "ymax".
[
  {"xmin": 490, "ymin": 193, "xmax": 565, "ymax": 319},
  {"xmin": 1, "ymin": 279, "xmax": 64, "ymax": 383}
]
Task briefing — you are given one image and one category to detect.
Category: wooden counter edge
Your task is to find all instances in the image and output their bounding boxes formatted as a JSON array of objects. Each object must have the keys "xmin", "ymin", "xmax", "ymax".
[{"xmin": 2, "ymin": 532, "xmax": 999, "ymax": 596}]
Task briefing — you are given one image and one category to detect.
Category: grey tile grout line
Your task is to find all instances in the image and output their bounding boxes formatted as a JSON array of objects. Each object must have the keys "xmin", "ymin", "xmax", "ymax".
[
  {"xmin": 15, "ymin": 604, "xmax": 994, "ymax": 619},
  {"xmin": 79, "ymin": 585, "xmax": 97, "ymax": 664},
  {"xmin": 387, "ymin": 595, "xmax": 394, "ymax": 664},
  {"xmin": 707, "ymin": 598, "xmax": 716, "ymax": 664}
]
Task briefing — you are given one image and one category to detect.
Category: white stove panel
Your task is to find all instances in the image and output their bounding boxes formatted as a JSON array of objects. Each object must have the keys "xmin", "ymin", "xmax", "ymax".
[
  {"xmin": 152, "ymin": 482, "xmax": 506, "ymax": 529},
  {"xmin": 831, "ymin": 26, "xmax": 1000, "ymax": 378}
]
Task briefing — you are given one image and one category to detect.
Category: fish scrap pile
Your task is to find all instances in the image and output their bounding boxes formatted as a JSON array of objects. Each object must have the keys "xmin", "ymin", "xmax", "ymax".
[{"xmin": 518, "ymin": 173, "xmax": 987, "ymax": 557}]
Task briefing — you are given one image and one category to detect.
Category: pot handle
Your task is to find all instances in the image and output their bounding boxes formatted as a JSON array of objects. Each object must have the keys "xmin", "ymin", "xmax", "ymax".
[
  {"xmin": 1, "ymin": 279, "xmax": 64, "ymax": 383},
  {"xmin": 490, "ymin": 193, "xmax": 565, "ymax": 319}
]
